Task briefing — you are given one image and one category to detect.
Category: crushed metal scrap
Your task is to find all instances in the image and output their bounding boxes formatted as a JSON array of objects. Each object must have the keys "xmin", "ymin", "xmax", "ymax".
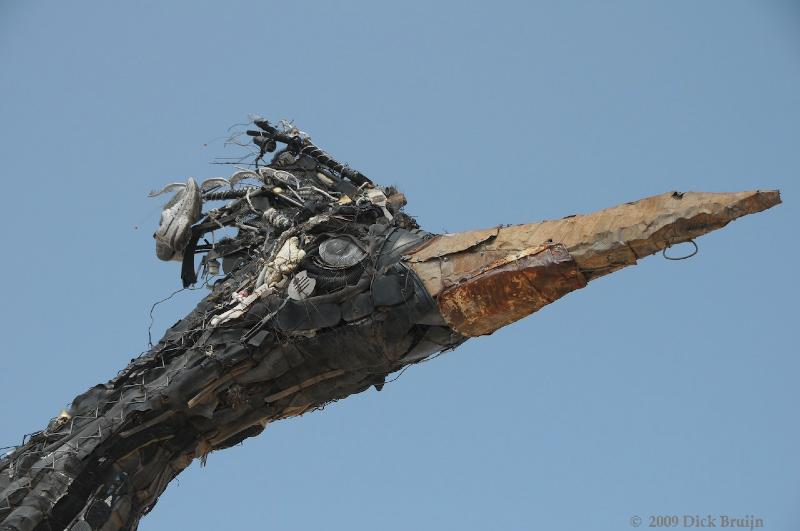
[{"xmin": 0, "ymin": 117, "xmax": 781, "ymax": 531}]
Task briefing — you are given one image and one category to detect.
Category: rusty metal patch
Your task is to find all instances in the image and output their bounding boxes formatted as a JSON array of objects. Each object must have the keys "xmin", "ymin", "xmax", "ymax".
[{"xmin": 437, "ymin": 244, "xmax": 586, "ymax": 337}]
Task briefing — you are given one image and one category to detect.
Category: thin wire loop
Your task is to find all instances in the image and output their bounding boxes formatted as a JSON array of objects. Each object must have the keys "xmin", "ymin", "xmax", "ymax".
[{"xmin": 662, "ymin": 239, "xmax": 698, "ymax": 260}]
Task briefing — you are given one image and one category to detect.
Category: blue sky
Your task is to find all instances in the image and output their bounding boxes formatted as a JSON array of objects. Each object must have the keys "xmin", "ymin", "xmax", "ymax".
[{"xmin": 1, "ymin": 1, "xmax": 798, "ymax": 530}]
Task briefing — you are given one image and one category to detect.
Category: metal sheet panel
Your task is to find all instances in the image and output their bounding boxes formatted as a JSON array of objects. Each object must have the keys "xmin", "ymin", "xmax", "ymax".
[{"xmin": 436, "ymin": 244, "xmax": 586, "ymax": 337}]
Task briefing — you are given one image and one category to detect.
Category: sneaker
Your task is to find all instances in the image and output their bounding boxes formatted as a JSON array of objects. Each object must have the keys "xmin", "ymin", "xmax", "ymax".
[{"xmin": 152, "ymin": 178, "xmax": 202, "ymax": 261}]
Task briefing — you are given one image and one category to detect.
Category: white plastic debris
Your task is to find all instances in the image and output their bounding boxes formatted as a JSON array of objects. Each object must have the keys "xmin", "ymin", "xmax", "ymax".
[
  {"xmin": 210, "ymin": 237, "xmax": 307, "ymax": 328},
  {"xmin": 267, "ymin": 236, "xmax": 305, "ymax": 284},
  {"xmin": 287, "ymin": 270, "xmax": 316, "ymax": 300},
  {"xmin": 209, "ymin": 284, "xmax": 272, "ymax": 328},
  {"xmin": 365, "ymin": 188, "xmax": 393, "ymax": 220}
]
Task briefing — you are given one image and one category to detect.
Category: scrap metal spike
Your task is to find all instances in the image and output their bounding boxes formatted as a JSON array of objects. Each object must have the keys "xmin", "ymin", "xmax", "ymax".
[{"xmin": 405, "ymin": 190, "xmax": 781, "ymax": 337}]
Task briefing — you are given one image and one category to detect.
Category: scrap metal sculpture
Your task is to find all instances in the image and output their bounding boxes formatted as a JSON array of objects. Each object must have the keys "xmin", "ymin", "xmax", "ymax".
[{"xmin": 0, "ymin": 119, "xmax": 781, "ymax": 531}]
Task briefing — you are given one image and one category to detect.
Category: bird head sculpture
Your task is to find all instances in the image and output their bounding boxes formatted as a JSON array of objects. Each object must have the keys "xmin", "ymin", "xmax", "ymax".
[
  {"xmin": 0, "ymin": 118, "xmax": 780, "ymax": 531},
  {"xmin": 141, "ymin": 117, "xmax": 780, "ymax": 426}
]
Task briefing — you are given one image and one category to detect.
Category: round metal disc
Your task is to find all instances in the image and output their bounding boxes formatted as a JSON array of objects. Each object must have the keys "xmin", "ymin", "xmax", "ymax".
[{"xmin": 318, "ymin": 237, "xmax": 366, "ymax": 269}]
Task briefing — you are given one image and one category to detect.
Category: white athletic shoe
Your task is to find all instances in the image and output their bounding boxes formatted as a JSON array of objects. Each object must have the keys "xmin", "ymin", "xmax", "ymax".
[{"xmin": 152, "ymin": 178, "xmax": 202, "ymax": 261}]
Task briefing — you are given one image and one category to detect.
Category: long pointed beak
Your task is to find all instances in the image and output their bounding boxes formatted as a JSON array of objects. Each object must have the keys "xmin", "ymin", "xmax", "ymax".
[{"xmin": 404, "ymin": 190, "xmax": 781, "ymax": 337}]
